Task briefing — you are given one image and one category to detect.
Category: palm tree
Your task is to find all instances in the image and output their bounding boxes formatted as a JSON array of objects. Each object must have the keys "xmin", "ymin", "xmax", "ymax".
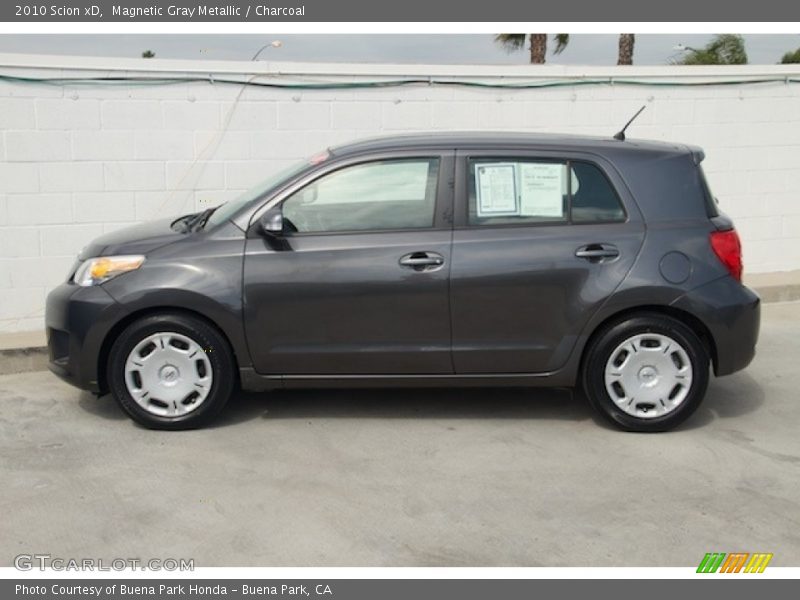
[
  {"xmin": 495, "ymin": 34, "xmax": 570, "ymax": 64},
  {"xmin": 617, "ymin": 34, "xmax": 635, "ymax": 65},
  {"xmin": 676, "ymin": 34, "xmax": 748, "ymax": 65},
  {"xmin": 780, "ymin": 47, "xmax": 800, "ymax": 63}
]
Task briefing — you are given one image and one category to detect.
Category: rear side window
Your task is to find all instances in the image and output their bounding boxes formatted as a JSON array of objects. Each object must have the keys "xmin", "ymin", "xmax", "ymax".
[{"xmin": 467, "ymin": 158, "xmax": 625, "ymax": 226}]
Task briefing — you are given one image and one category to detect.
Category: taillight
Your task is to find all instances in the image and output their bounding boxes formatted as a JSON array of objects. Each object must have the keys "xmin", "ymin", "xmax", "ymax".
[{"xmin": 710, "ymin": 229, "xmax": 743, "ymax": 282}]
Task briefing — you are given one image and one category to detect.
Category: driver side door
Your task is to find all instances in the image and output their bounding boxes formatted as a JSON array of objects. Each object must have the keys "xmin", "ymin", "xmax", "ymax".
[{"xmin": 243, "ymin": 152, "xmax": 455, "ymax": 376}]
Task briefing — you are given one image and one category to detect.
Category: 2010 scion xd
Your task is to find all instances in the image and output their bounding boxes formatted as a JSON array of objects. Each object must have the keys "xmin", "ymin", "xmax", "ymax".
[{"xmin": 46, "ymin": 132, "xmax": 760, "ymax": 431}]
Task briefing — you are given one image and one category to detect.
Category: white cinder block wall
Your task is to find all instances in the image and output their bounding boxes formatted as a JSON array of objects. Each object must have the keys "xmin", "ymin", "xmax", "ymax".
[{"xmin": 1, "ymin": 55, "xmax": 800, "ymax": 333}]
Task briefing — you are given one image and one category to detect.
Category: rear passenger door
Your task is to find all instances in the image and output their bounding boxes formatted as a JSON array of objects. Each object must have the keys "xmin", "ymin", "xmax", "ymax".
[{"xmin": 449, "ymin": 149, "xmax": 645, "ymax": 374}]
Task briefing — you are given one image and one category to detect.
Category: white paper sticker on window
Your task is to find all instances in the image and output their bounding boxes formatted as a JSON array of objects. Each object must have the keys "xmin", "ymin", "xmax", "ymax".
[
  {"xmin": 476, "ymin": 164, "xmax": 518, "ymax": 216},
  {"xmin": 519, "ymin": 163, "xmax": 565, "ymax": 217}
]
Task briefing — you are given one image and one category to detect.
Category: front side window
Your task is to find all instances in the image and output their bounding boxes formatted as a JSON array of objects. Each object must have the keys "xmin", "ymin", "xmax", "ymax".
[
  {"xmin": 467, "ymin": 158, "xmax": 624, "ymax": 226},
  {"xmin": 282, "ymin": 158, "xmax": 440, "ymax": 233}
]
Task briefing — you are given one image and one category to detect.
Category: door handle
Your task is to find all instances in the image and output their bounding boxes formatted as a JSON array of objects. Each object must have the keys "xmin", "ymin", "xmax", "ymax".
[
  {"xmin": 399, "ymin": 252, "xmax": 445, "ymax": 271},
  {"xmin": 575, "ymin": 244, "xmax": 620, "ymax": 261}
]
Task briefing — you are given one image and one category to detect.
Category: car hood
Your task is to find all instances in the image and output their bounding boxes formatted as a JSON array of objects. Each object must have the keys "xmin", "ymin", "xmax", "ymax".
[{"xmin": 79, "ymin": 218, "xmax": 186, "ymax": 259}]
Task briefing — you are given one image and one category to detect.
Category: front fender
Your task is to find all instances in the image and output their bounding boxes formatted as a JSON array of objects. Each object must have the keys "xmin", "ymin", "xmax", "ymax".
[{"xmin": 101, "ymin": 239, "xmax": 250, "ymax": 369}]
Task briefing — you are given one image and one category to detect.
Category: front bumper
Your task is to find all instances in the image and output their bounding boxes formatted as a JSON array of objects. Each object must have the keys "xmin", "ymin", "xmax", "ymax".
[
  {"xmin": 45, "ymin": 283, "xmax": 123, "ymax": 393},
  {"xmin": 671, "ymin": 276, "xmax": 761, "ymax": 377}
]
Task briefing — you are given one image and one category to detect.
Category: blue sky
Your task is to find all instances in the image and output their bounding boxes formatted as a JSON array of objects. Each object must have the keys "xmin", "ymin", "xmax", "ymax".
[{"xmin": 0, "ymin": 34, "xmax": 798, "ymax": 64}]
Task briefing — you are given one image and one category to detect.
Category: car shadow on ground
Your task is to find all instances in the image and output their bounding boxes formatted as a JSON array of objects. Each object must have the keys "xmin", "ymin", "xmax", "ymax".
[
  {"xmin": 77, "ymin": 385, "xmax": 593, "ymax": 428},
  {"xmin": 77, "ymin": 393, "xmax": 128, "ymax": 421},
  {"xmin": 677, "ymin": 371, "xmax": 765, "ymax": 431},
  {"xmin": 77, "ymin": 370, "xmax": 765, "ymax": 432},
  {"xmin": 216, "ymin": 386, "xmax": 591, "ymax": 427}
]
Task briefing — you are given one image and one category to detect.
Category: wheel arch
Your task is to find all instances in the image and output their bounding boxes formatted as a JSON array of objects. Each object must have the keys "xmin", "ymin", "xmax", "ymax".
[
  {"xmin": 579, "ymin": 304, "xmax": 718, "ymax": 378},
  {"xmin": 96, "ymin": 306, "xmax": 241, "ymax": 394}
]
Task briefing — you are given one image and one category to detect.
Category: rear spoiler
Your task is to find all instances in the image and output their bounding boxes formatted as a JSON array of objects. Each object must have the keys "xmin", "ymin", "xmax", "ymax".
[{"xmin": 687, "ymin": 145, "xmax": 705, "ymax": 165}]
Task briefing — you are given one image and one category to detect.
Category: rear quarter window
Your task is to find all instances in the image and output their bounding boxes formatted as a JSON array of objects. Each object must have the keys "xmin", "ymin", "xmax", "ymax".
[{"xmin": 570, "ymin": 162, "xmax": 626, "ymax": 223}]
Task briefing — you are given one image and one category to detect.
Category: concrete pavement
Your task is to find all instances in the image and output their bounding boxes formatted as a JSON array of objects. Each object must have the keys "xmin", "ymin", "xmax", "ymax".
[{"xmin": 1, "ymin": 302, "xmax": 799, "ymax": 567}]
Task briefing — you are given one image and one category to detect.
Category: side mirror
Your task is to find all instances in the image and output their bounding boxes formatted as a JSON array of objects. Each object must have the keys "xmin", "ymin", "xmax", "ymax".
[{"xmin": 259, "ymin": 208, "xmax": 284, "ymax": 237}]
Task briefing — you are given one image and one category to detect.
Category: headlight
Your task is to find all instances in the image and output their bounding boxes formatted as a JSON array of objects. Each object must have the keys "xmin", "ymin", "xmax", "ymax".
[{"xmin": 73, "ymin": 255, "xmax": 145, "ymax": 287}]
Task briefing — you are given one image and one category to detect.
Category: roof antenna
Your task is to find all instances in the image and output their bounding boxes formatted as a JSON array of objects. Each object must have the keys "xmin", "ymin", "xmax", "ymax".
[{"xmin": 613, "ymin": 105, "xmax": 646, "ymax": 141}]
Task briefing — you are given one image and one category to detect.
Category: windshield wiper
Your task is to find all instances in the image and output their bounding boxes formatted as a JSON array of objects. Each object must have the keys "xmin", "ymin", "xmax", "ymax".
[
  {"xmin": 170, "ymin": 213, "xmax": 195, "ymax": 233},
  {"xmin": 186, "ymin": 207, "xmax": 218, "ymax": 232},
  {"xmin": 169, "ymin": 207, "xmax": 219, "ymax": 233}
]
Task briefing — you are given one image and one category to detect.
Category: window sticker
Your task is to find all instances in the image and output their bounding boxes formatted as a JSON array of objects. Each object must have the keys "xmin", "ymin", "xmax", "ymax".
[
  {"xmin": 519, "ymin": 163, "xmax": 565, "ymax": 217},
  {"xmin": 475, "ymin": 163, "xmax": 518, "ymax": 216}
]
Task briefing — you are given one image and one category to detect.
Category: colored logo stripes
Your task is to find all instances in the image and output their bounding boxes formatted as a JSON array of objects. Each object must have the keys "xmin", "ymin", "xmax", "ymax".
[{"xmin": 697, "ymin": 552, "xmax": 773, "ymax": 573}]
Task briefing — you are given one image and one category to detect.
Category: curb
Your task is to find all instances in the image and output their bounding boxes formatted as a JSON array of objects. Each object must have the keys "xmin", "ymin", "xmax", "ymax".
[
  {"xmin": 1, "ymin": 285, "xmax": 798, "ymax": 377},
  {"xmin": 0, "ymin": 347, "xmax": 49, "ymax": 376},
  {"xmin": 752, "ymin": 284, "xmax": 800, "ymax": 305}
]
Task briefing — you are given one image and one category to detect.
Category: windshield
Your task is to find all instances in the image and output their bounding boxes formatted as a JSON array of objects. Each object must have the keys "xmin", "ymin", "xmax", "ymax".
[{"xmin": 204, "ymin": 157, "xmax": 319, "ymax": 229}]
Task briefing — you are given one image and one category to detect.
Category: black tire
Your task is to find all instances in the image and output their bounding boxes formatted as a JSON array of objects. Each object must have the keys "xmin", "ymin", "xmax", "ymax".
[
  {"xmin": 107, "ymin": 312, "xmax": 236, "ymax": 430},
  {"xmin": 581, "ymin": 313, "xmax": 710, "ymax": 432}
]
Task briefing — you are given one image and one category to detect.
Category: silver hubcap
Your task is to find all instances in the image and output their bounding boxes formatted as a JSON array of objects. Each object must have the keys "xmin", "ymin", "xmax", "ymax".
[
  {"xmin": 604, "ymin": 332, "xmax": 693, "ymax": 419},
  {"xmin": 124, "ymin": 332, "xmax": 213, "ymax": 418}
]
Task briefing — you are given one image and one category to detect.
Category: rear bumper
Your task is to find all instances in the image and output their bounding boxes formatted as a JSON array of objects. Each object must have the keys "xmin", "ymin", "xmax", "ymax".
[
  {"xmin": 45, "ymin": 283, "xmax": 123, "ymax": 393},
  {"xmin": 671, "ymin": 276, "xmax": 760, "ymax": 376}
]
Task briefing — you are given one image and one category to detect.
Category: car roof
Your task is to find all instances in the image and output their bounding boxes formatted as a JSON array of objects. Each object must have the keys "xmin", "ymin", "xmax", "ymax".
[{"xmin": 331, "ymin": 131, "xmax": 700, "ymax": 160}]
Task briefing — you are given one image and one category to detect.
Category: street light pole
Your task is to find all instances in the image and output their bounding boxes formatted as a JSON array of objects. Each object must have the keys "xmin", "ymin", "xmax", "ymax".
[{"xmin": 251, "ymin": 40, "xmax": 283, "ymax": 61}]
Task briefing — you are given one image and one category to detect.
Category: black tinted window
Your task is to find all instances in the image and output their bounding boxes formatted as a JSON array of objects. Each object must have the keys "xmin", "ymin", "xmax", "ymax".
[{"xmin": 569, "ymin": 162, "xmax": 625, "ymax": 223}]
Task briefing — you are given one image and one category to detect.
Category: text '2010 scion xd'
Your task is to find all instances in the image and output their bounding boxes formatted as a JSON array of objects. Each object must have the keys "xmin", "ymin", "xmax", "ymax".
[{"xmin": 46, "ymin": 132, "xmax": 760, "ymax": 431}]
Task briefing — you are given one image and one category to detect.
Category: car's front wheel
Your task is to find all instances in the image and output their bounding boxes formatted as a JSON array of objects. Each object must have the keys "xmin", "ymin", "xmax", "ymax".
[
  {"xmin": 582, "ymin": 313, "xmax": 710, "ymax": 432},
  {"xmin": 107, "ymin": 312, "xmax": 235, "ymax": 430}
]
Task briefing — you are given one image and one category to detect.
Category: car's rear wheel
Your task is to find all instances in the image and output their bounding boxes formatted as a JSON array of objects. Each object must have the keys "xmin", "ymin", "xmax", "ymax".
[
  {"xmin": 582, "ymin": 313, "xmax": 710, "ymax": 432},
  {"xmin": 107, "ymin": 313, "xmax": 235, "ymax": 430}
]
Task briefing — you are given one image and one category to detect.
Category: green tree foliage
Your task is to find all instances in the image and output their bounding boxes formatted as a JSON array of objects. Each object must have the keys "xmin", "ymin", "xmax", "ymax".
[
  {"xmin": 677, "ymin": 34, "xmax": 748, "ymax": 65},
  {"xmin": 495, "ymin": 34, "xmax": 569, "ymax": 64},
  {"xmin": 780, "ymin": 47, "xmax": 800, "ymax": 63}
]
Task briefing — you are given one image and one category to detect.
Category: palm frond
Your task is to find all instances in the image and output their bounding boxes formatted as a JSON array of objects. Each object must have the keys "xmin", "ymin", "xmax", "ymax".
[
  {"xmin": 552, "ymin": 34, "xmax": 570, "ymax": 55},
  {"xmin": 494, "ymin": 34, "xmax": 527, "ymax": 52}
]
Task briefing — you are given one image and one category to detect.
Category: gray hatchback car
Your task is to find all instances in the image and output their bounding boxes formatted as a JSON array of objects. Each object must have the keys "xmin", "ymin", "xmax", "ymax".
[{"xmin": 46, "ymin": 132, "xmax": 760, "ymax": 431}]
